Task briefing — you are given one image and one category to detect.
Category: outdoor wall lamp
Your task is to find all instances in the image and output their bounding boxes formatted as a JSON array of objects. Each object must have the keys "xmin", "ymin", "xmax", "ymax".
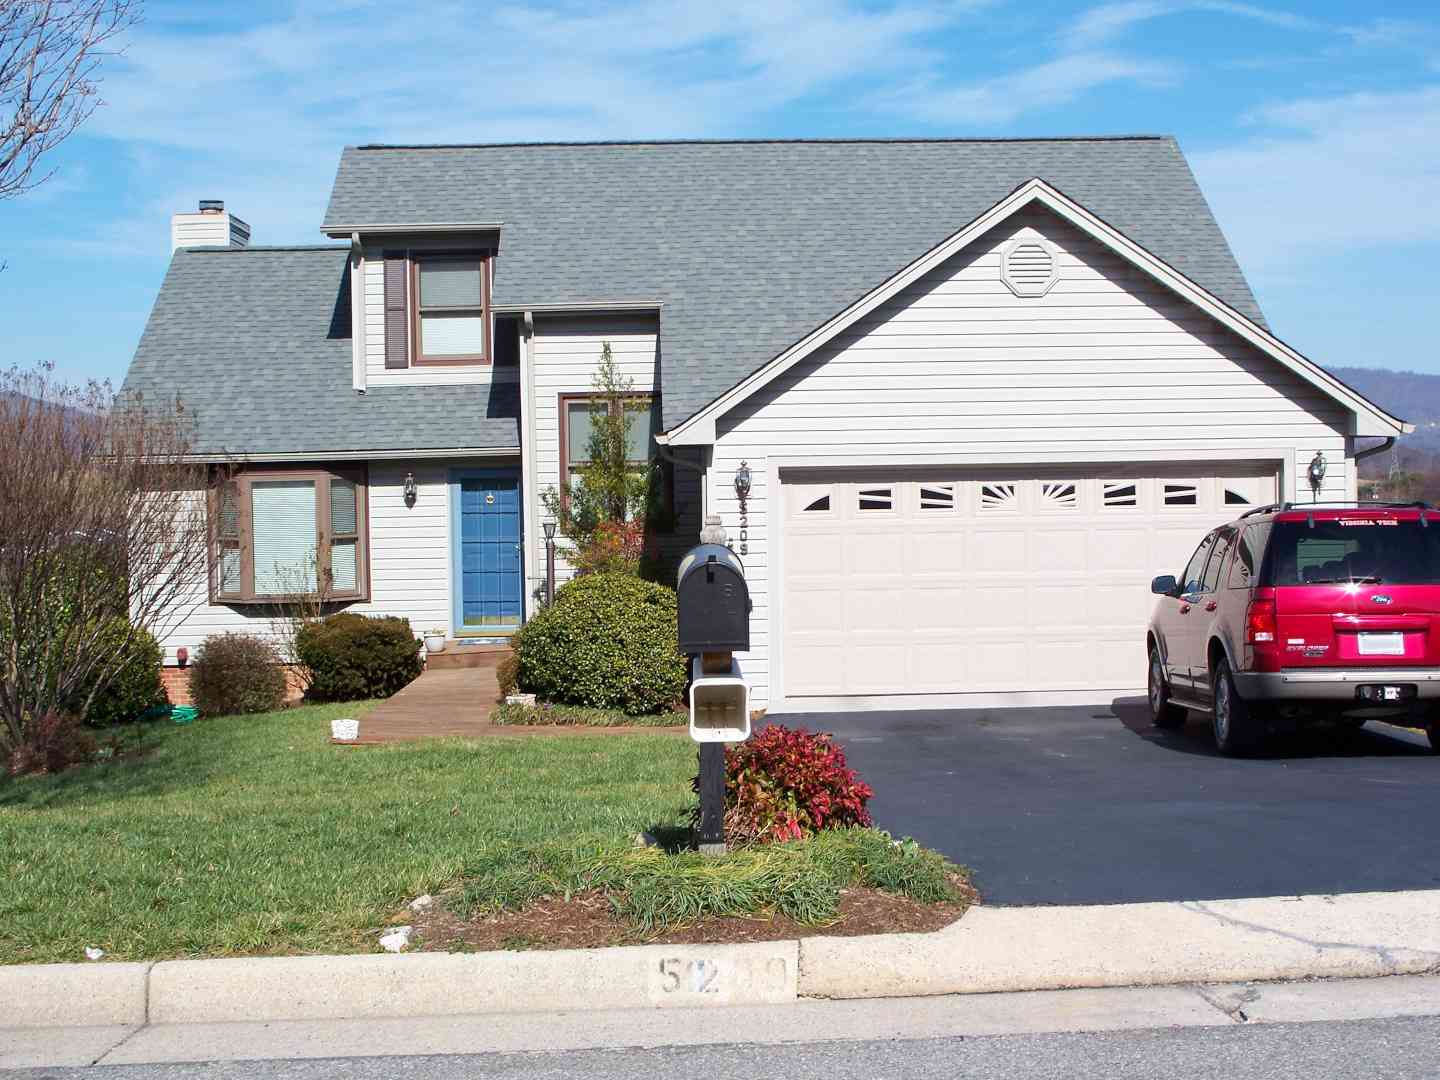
[
  {"xmin": 733, "ymin": 461, "xmax": 752, "ymax": 499},
  {"xmin": 1308, "ymin": 451, "xmax": 1327, "ymax": 492},
  {"xmin": 403, "ymin": 471, "xmax": 418, "ymax": 507}
]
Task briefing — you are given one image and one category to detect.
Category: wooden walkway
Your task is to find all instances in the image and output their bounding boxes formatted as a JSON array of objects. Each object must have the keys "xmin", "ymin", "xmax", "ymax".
[{"xmin": 349, "ymin": 666, "xmax": 502, "ymax": 743}]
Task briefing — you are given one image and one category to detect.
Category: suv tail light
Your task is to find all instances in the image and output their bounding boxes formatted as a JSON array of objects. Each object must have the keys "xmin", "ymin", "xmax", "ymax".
[{"xmin": 1246, "ymin": 598, "xmax": 1276, "ymax": 644}]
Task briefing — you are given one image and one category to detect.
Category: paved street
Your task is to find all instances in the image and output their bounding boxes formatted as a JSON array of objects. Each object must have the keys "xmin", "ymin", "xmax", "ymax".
[
  {"xmin": 776, "ymin": 700, "xmax": 1440, "ymax": 905},
  {"xmin": 8, "ymin": 1015, "xmax": 1440, "ymax": 1080}
]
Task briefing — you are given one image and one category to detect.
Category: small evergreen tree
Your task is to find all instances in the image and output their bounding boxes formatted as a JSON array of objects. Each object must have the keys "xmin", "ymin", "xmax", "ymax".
[{"xmin": 540, "ymin": 343, "xmax": 665, "ymax": 571}]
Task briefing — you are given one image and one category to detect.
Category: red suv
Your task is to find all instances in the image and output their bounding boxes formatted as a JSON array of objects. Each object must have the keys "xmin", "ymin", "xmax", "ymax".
[{"xmin": 1147, "ymin": 502, "xmax": 1440, "ymax": 756}]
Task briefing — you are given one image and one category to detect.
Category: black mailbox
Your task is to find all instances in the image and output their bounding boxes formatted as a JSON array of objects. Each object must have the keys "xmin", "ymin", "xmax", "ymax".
[{"xmin": 676, "ymin": 544, "xmax": 750, "ymax": 654}]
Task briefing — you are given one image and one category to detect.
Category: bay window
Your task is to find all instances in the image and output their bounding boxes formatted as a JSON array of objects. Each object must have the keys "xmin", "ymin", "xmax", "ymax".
[{"xmin": 211, "ymin": 467, "xmax": 368, "ymax": 603}]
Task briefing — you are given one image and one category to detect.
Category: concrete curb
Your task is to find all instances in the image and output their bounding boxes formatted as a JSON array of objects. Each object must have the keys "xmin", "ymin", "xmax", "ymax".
[
  {"xmin": 2, "ymin": 962, "xmax": 151, "ymax": 1027},
  {"xmin": 5, "ymin": 890, "xmax": 1438, "ymax": 1028},
  {"xmin": 800, "ymin": 889, "xmax": 1440, "ymax": 999}
]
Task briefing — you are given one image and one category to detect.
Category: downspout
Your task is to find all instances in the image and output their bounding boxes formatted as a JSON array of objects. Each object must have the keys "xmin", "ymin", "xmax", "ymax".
[
  {"xmin": 350, "ymin": 232, "xmax": 366, "ymax": 393},
  {"xmin": 519, "ymin": 310, "xmax": 541, "ymax": 619}
]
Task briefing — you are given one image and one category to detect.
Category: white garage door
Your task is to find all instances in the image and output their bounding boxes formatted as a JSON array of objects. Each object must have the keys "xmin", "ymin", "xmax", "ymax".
[{"xmin": 780, "ymin": 467, "xmax": 1278, "ymax": 697}]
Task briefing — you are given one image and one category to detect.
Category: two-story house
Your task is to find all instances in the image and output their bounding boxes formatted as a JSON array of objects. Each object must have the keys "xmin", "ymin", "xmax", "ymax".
[{"xmin": 123, "ymin": 137, "xmax": 1408, "ymax": 714}]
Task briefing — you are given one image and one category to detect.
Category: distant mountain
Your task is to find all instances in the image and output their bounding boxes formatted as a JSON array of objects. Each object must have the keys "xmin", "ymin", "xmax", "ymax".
[{"xmin": 1327, "ymin": 366, "xmax": 1440, "ymax": 454}]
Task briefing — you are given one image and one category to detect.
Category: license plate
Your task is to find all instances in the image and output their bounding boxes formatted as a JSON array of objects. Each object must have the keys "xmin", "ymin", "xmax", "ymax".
[{"xmin": 1358, "ymin": 631, "xmax": 1405, "ymax": 656}]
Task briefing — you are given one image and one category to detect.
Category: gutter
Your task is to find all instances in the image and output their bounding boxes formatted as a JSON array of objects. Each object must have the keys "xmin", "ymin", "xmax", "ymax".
[
  {"xmin": 1354, "ymin": 436, "xmax": 1397, "ymax": 464},
  {"xmin": 492, "ymin": 301, "xmax": 664, "ymax": 315},
  {"xmin": 323, "ymin": 222, "xmax": 503, "ymax": 237},
  {"xmin": 178, "ymin": 447, "xmax": 522, "ymax": 464}
]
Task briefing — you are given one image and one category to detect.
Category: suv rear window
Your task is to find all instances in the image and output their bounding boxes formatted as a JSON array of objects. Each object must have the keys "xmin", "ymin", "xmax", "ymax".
[{"xmin": 1262, "ymin": 520, "xmax": 1440, "ymax": 586}]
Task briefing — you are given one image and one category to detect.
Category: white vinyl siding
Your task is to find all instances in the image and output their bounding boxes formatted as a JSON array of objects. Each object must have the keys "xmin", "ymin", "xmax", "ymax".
[
  {"xmin": 709, "ymin": 206, "xmax": 1352, "ymax": 709},
  {"xmin": 527, "ymin": 313, "xmax": 702, "ymax": 597},
  {"xmin": 154, "ymin": 458, "xmax": 516, "ymax": 662}
]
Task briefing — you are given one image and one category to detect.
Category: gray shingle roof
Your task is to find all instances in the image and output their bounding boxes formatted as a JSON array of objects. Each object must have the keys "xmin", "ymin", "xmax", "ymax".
[
  {"xmin": 122, "ymin": 246, "xmax": 519, "ymax": 457},
  {"xmin": 324, "ymin": 137, "xmax": 1265, "ymax": 431}
]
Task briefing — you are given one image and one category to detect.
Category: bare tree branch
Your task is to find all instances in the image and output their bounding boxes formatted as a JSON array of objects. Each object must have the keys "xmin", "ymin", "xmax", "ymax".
[
  {"xmin": 0, "ymin": 363, "xmax": 219, "ymax": 759},
  {"xmin": 0, "ymin": 0, "xmax": 138, "ymax": 200}
]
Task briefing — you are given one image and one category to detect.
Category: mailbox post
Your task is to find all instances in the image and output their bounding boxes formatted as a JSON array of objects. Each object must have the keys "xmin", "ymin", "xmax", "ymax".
[{"xmin": 676, "ymin": 544, "xmax": 752, "ymax": 855}]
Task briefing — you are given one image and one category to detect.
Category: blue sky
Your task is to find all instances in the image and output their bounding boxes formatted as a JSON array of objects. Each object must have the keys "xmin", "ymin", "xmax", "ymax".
[{"xmin": 2, "ymin": 0, "xmax": 1438, "ymax": 385}]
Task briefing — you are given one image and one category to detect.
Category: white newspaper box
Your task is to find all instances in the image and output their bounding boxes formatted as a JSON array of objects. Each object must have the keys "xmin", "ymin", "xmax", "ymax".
[{"xmin": 689, "ymin": 656, "xmax": 750, "ymax": 744}]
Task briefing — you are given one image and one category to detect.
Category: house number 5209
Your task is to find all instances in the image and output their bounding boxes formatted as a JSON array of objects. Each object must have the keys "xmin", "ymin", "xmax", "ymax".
[{"xmin": 658, "ymin": 958, "xmax": 719, "ymax": 994}]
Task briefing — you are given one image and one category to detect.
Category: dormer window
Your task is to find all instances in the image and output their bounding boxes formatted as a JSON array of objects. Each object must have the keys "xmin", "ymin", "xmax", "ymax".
[{"xmin": 383, "ymin": 250, "xmax": 491, "ymax": 368}]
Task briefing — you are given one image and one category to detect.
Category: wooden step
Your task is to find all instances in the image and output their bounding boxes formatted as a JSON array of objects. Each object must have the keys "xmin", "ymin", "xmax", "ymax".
[{"xmin": 425, "ymin": 642, "xmax": 510, "ymax": 669}]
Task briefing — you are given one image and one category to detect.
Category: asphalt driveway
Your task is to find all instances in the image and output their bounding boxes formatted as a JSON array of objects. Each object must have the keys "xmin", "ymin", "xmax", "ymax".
[{"xmin": 772, "ymin": 701, "xmax": 1440, "ymax": 907}]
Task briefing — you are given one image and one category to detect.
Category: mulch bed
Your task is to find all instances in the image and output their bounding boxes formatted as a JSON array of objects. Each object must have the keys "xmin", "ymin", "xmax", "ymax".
[{"xmin": 402, "ymin": 880, "xmax": 976, "ymax": 953}]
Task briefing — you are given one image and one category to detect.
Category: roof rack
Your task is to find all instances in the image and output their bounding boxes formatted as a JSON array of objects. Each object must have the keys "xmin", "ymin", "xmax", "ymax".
[{"xmin": 1239, "ymin": 500, "xmax": 1432, "ymax": 520}]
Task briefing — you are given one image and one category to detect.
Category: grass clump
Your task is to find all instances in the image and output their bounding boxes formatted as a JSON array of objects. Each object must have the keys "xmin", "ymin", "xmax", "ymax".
[
  {"xmin": 491, "ymin": 702, "xmax": 687, "ymax": 727},
  {"xmin": 455, "ymin": 827, "xmax": 965, "ymax": 932}
]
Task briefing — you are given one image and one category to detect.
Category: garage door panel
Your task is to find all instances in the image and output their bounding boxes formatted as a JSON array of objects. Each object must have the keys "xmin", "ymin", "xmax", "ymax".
[
  {"xmin": 847, "ymin": 588, "xmax": 908, "ymax": 631},
  {"xmin": 967, "ymin": 640, "xmax": 1028, "ymax": 688},
  {"xmin": 1030, "ymin": 585, "xmax": 1091, "ymax": 628},
  {"xmin": 1090, "ymin": 528, "xmax": 1152, "ymax": 572},
  {"xmin": 910, "ymin": 586, "xmax": 970, "ymax": 630},
  {"xmin": 785, "ymin": 586, "xmax": 845, "ymax": 633},
  {"xmin": 1030, "ymin": 530, "xmax": 1089, "ymax": 572},
  {"xmin": 909, "ymin": 531, "xmax": 961, "ymax": 574},
  {"xmin": 846, "ymin": 532, "xmax": 900, "ymax": 572},
  {"xmin": 971, "ymin": 584, "xmax": 1028, "ymax": 629},
  {"xmin": 1030, "ymin": 641, "xmax": 1092, "ymax": 686},
  {"xmin": 788, "ymin": 532, "xmax": 845, "ymax": 575},
  {"xmin": 847, "ymin": 643, "xmax": 910, "ymax": 693},
  {"xmin": 971, "ymin": 530, "xmax": 1028, "ymax": 572},
  {"xmin": 782, "ymin": 468, "xmax": 1276, "ymax": 698}
]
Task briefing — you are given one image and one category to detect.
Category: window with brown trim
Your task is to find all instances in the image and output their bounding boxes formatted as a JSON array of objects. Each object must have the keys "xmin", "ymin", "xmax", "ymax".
[
  {"xmin": 210, "ymin": 466, "xmax": 369, "ymax": 603},
  {"xmin": 404, "ymin": 252, "xmax": 491, "ymax": 366},
  {"xmin": 558, "ymin": 393, "xmax": 672, "ymax": 517}
]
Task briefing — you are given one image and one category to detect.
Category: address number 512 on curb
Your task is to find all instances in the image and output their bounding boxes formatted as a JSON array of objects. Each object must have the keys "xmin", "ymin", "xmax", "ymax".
[{"xmin": 658, "ymin": 957, "xmax": 720, "ymax": 995}]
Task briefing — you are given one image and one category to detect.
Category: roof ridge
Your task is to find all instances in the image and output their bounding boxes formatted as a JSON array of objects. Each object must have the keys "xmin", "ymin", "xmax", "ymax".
[{"xmin": 348, "ymin": 135, "xmax": 1173, "ymax": 151}]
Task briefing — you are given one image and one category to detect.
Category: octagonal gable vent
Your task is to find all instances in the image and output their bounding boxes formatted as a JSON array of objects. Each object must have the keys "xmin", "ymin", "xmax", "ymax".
[{"xmin": 1001, "ymin": 239, "xmax": 1057, "ymax": 297}]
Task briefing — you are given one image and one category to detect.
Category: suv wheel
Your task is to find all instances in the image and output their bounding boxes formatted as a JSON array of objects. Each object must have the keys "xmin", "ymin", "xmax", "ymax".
[
  {"xmin": 1148, "ymin": 647, "xmax": 1186, "ymax": 729},
  {"xmin": 1212, "ymin": 658, "xmax": 1260, "ymax": 757}
]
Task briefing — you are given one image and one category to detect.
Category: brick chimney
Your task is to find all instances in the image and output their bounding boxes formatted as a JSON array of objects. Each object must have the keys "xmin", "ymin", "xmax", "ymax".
[{"xmin": 170, "ymin": 199, "xmax": 250, "ymax": 252}]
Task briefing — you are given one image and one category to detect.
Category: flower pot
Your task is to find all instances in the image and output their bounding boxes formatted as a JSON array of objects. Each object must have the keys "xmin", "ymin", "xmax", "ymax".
[{"xmin": 424, "ymin": 635, "xmax": 447, "ymax": 654}]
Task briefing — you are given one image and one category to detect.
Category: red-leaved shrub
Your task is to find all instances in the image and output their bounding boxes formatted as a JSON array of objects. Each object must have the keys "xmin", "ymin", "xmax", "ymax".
[
  {"xmin": 571, "ymin": 519, "xmax": 657, "ymax": 576},
  {"xmin": 7, "ymin": 712, "xmax": 96, "ymax": 776},
  {"xmin": 697, "ymin": 725, "xmax": 874, "ymax": 845}
]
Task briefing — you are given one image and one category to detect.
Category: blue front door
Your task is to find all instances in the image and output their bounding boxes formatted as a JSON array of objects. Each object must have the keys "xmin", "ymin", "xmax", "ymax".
[{"xmin": 453, "ymin": 471, "xmax": 522, "ymax": 632}]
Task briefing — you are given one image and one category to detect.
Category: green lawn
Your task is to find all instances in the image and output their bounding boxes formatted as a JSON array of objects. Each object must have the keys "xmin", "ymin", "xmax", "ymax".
[
  {"xmin": 1, "ymin": 703, "xmax": 964, "ymax": 964},
  {"xmin": 0, "ymin": 703, "xmax": 699, "ymax": 964}
]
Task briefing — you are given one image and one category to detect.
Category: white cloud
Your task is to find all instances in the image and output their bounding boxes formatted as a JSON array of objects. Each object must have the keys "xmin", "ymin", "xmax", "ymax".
[
  {"xmin": 1190, "ymin": 86, "xmax": 1440, "ymax": 273},
  {"xmin": 881, "ymin": 51, "xmax": 1175, "ymax": 125},
  {"xmin": 69, "ymin": 0, "xmax": 993, "ymax": 250}
]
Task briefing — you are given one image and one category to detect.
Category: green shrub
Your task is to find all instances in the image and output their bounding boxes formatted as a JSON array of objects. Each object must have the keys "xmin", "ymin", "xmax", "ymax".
[
  {"xmin": 295, "ymin": 613, "xmax": 422, "ymax": 702},
  {"xmin": 190, "ymin": 634, "xmax": 288, "ymax": 717},
  {"xmin": 514, "ymin": 572, "xmax": 686, "ymax": 715},
  {"xmin": 82, "ymin": 621, "xmax": 168, "ymax": 728}
]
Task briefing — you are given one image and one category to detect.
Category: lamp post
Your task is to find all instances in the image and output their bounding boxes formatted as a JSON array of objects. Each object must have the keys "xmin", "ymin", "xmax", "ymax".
[{"xmin": 543, "ymin": 520, "xmax": 557, "ymax": 606}]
